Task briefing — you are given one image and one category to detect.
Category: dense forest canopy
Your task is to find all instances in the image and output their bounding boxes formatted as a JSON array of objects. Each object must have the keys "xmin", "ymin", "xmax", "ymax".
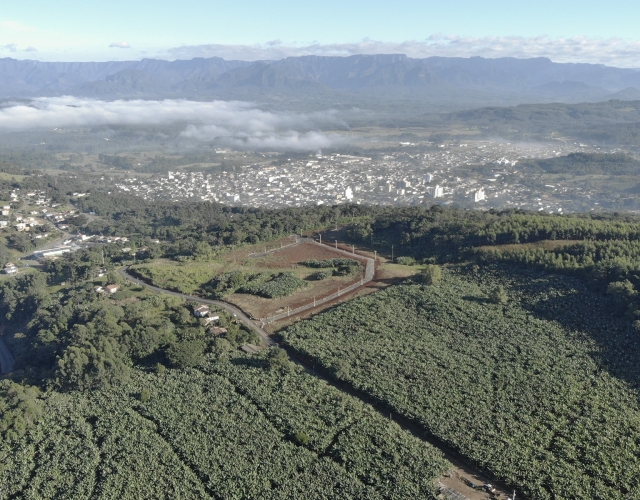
[{"xmin": 2, "ymin": 183, "xmax": 640, "ymax": 498}]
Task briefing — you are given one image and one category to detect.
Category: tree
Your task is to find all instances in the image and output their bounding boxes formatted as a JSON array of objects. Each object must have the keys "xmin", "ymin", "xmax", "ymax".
[
  {"xmin": 421, "ymin": 265, "xmax": 442, "ymax": 286},
  {"xmin": 607, "ymin": 280, "xmax": 637, "ymax": 313},
  {"xmin": 332, "ymin": 360, "xmax": 350, "ymax": 380},
  {"xmin": 211, "ymin": 338, "xmax": 232, "ymax": 357},
  {"xmin": 139, "ymin": 389, "xmax": 151, "ymax": 403},
  {"xmin": 193, "ymin": 241, "xmax": 213, "ymax": 260},
  {"xmin": 166, "ymin": 340, "xmax": 205, "ymax": 369},
  {"xmin": 490, "ymin": 285, "xmax": 508, "ymax": 305},
  {"xmin": 266, "ymin": 348, "xmax": 290, "ymax": 372}
]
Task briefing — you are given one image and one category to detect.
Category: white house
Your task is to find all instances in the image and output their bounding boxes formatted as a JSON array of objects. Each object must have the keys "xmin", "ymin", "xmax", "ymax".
[
  {"xmin": 194, "ymin": 305, "xmax": 211, "ymax": 317},
  {"xmin": 4, "ymin": 263, "xmax": 17, "ymax": 275}
]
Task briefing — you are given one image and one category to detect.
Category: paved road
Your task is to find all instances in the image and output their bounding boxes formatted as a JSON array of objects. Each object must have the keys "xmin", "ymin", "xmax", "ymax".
[
  {"xmin": 0, "ymin": 336, "xmax": 15, "ymax": 374},
  {"xmin": 118, "ymin": 267, "xmax": 276, "ymax": 347}
]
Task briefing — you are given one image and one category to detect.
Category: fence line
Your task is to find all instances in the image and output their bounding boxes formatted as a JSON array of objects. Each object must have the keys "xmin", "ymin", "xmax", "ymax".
[{"xmin": 265, "ymin": 239, "xmax": 375, "ymax": 322}]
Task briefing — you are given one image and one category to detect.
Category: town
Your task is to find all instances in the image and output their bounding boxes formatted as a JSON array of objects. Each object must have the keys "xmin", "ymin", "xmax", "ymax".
[{"xmin": 111, "ymin": 139, "xmax": 635, "ymax": 213}]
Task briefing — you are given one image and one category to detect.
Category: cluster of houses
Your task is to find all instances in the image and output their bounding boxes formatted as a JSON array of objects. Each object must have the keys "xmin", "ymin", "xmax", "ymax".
[{"xmin": 194, "ymin": 304, "xmax": 227, "ymax": 336}]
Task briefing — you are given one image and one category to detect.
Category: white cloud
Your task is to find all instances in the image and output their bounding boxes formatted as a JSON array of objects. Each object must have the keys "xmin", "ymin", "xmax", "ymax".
[
  {"xmin": 109, "ymin": 42, "xmax": 131, "ymax": 49},
  {"xmin": 164, "ymin": 35, "xmax": 640, "ymax": 68},
  {"xmin": 0, "ymin": 97, "xmax": 345, "ymax": 150},
  {"xmin": 0, "ymin": 20, "xmax": 37, "ymax": 33},
  {"xmin": 0, "ymin": 44, "xmax": 18, "ymax": 52},
  {"xmin": 23, "ymin": 46, "xmax": 37, "ymax": 52}
]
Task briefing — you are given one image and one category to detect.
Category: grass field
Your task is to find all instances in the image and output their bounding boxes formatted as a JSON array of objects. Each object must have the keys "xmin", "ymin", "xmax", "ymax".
[{"xmin": 0, "ymin": 172, "xmax": 26, "ymax": 181}]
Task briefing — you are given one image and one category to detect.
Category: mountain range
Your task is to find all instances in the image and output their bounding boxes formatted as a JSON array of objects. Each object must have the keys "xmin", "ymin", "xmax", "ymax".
[{"xmin": 2, "ymin": 54, "xmax": 640, "ymax": 107}]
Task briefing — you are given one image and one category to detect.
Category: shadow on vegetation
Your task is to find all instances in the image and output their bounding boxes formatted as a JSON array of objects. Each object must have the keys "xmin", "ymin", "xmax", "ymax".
[
  {"xmin": 485, "ymin": 265, "xmax": 640, "ymax": 393},
  {"xmin": 462, "ymin": 295, "xmax": 491, "ymax": 305},
  {"xmin": 229, "ymin": 355, "xmax": 266, "ymax": 370}
]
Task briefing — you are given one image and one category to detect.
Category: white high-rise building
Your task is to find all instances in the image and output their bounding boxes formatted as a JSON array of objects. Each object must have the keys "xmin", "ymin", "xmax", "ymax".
[
  {"xmin": 345, "ymin": 186, "xmax": 354, "ymax": 201},
  {"xmin": 474, "ymin": 188, "xmax": 486, "ymax": 203},
  {"xmin": 433, "ymin": 185, "xmax": 444, "ymax": 198}
]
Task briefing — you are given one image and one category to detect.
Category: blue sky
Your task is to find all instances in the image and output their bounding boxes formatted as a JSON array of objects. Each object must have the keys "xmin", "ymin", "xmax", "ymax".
[{"xmin": 2, "ymin": 0, "xmax": 640, "ymax": 65}]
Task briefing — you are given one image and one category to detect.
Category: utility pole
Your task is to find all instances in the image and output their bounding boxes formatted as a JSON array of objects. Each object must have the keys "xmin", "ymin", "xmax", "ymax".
[
  {"xmin": 101, "ymin": 248, "xmax": 105, "ymax": 266},
  {"xmin": 352, "ymin": 244, "xmax": 355, "ymax": 254},
  {"xmin": 319, "ymin": 233, "xmax": 322, "ymax": 244},
  {"xmin": 391, "ymin": 245, "xmax": 394, "ymax": 263},
  {"xmin": 313, "ymin": 296, "xmax": 316, "ymax": 307},
  {"xmin": 374, "ymin": 250, "xmax": 377, "ymax": 261},
  {"xmin": 335, "ymin": 239, "xmax": 338, "ymax": 249},
  {"xmin": 287, "ymin": 305, "xmax": 290, "ymax": 317}
]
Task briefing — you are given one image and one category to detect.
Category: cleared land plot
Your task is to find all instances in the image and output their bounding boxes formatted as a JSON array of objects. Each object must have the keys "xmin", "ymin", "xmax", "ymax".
[{"xmin": 132, "ymin": 241, "xmax": 368, "ymax": 319}]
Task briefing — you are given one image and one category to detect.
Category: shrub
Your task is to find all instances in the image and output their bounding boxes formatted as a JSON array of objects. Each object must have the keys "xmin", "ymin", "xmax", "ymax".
[
  {"xmin": 396, "ymin": 256, "xmax": 417, "ymax": 265},
  {"xmin": 308, "ymin": 270, "xmax": 332, "ymax": 281},
  {"xmin": 421, "ymin": 265, "xmax": 442, "ymax": 286},
  {"xmin": 266, "ymin": 348, "xmax": 290, "ymax": 371},
  {"xmin": 240, "ymin": 272, "xmax": 307, "ymax": 298},
  {"xmin": 140, "ymin": 389, "xmax": 151, "ymax": 402},
  {"xmin": 295, "ymin": 431, "xmax": 310, "ymax": 445},
  {"xmin": 489, "ymin": 285, "xmax": 508, "ymax": 305}
]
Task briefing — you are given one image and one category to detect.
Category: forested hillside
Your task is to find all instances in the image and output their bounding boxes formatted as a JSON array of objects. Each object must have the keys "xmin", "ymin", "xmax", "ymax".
[
  {"xmin": 282, "ymin": 266, "xmax": 640, "ymax": 499},
  {"xmin": 3, "ymin": 195, "xmax": 640, "ymax": 498}
]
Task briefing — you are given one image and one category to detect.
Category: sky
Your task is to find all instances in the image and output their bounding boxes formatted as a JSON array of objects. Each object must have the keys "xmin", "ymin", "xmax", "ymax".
[{"xmin": 2, "ymin": 0, "xmax": 640, "ymax": 66}]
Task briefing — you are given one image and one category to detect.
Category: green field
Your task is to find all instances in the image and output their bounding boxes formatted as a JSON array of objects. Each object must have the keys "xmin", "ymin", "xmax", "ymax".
[
  {"xmin": 282, "ymin": 266, "xmax": 640, "ymax": 500},
  {"xmin": 0, "ymin": 353, "xmax": 449, "ymax": 499}
]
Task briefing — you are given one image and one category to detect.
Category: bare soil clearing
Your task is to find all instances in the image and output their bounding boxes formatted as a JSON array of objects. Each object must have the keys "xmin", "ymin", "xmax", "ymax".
[{"xmin": 226, "ymin": 241, "xmax": 369, "ymax": 319}]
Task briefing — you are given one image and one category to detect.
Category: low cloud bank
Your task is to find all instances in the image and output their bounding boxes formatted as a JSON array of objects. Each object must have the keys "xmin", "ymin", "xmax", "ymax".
[
  {"xmin": 166, "ymin": 35, "xmax": 640, "ymax": 68},
  {"xmin": 0, "ymin": 97, "xmax": 345, "ymax": 150}
]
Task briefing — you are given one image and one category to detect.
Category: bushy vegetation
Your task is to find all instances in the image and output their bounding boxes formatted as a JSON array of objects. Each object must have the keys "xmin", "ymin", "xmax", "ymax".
[
  {"xmin": 308, "ymin": 270, "xmax": 333, "ymax": 281},
  {"xmin": 395, "ymin": 256, "xmax": 417, "ymax": 265},
  {"xmin": 0, "ymin": 273, "xmax": 253, "ymax": 390},
  {"xmin": 240, "ymin": 272, "xmax": 308, "ymax": 298},
  {"xmin": 0, "ymin": 353, "xmax": 449, "ymax": 499},
  {"xmin": 0, "ymin": 380, "xmax": 42, "ymax": 443},
  {"xmin": 282, "ymin": 267, "xmax": 640, "ymax": 500},
  {"xmin": 302, "ymin": 258, "xmax": 363, "ymax": 276}
]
